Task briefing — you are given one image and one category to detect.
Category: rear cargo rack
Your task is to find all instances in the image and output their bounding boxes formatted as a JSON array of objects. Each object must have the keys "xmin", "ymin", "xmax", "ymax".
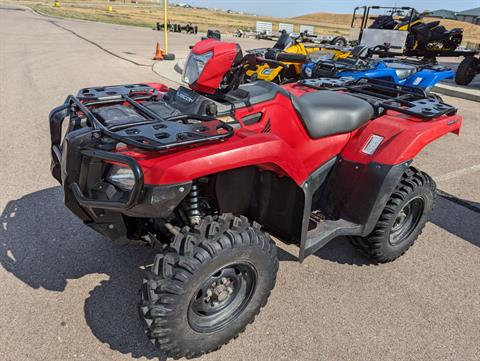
[
  {"xmin": 65, "ymin": 84, "xmax": 234, "ymax": 151},
  {"xmin": 381, "ymin": 58, "xmax": 451, "ymax": 72},
  {"xmin": 297, "ymin": 77, "xmax": 457, "ymax": 119}
]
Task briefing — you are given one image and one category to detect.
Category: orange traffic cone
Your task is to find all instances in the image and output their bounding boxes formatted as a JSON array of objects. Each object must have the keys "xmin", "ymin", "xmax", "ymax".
[{"xmin": 153, "ymin": 42, "xmax": 164, "ymax": 60}]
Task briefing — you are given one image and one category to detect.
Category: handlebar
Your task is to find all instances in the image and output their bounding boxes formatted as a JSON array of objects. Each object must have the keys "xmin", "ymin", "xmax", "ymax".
[
  {"xmin": 275, "ymin": 52, "xmax": 307, "ymax": 63},
  {"xmin": 242, "ymin": 52, "xmax": 306, "ymax": 71}
]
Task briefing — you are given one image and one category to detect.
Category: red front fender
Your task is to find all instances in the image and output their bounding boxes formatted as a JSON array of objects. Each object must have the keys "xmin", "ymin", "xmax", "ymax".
[{"xmin": 136, "ymin": 132, "xmax": 309, "ymax": 185}]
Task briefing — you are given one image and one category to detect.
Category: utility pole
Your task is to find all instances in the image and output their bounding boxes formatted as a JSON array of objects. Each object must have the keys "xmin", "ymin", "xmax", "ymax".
[
  {"xmin": 163, "ymin": 0, "xmax": 169, "ymax": 54},
  {"xmin": 162, "ymin": 0, "xmax": 175, "ymax": 60}
]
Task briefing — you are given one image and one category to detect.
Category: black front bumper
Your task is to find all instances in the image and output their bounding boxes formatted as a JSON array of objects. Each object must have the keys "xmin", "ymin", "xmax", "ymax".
[{"xmin": 49, "ymin": 103, "xmax": 191, "ymax": 244}]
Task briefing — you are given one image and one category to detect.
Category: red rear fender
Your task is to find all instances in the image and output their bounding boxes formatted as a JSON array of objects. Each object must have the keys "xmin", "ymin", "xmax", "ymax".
[{"xmin": 341, "ymin": 111, "xmax": 462, "ymax": 165}]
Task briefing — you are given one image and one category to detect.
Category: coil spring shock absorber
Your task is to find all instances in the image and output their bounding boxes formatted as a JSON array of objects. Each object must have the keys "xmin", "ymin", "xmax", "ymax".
[{"xmin": 188, "ymin": 182, "xmax": 201, "ymax": 225}]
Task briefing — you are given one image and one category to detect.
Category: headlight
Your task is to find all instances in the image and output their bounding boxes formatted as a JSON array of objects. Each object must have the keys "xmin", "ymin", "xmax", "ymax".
[
  {"xmin": 182, "ymin": 51, "xmax": 213, "ymax": 84},
  {"xmin": 107, "ymin": 165, "xmax": 135, "ymax": 191}
]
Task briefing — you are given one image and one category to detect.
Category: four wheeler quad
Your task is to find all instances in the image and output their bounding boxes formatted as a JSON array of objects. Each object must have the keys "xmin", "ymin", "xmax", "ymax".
[
  {"xmin": 301, "ymin": 46, "xmax": 454, "ymax": 91},
  {"xmin": 245, "ymin": 30, "xmax": 351, "ymax": 84},
  {"xmin": 49, "ymin": 38, "xmax": 462, "ymax": 359}
]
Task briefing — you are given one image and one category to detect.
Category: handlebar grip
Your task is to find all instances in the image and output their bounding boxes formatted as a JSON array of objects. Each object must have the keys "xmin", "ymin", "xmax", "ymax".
[{"xmin": 275, "ymin": 52, "xmax": 307, "ymax": 63}]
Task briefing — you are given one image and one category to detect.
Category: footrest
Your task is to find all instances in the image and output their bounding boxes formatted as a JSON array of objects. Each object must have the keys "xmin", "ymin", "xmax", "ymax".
[{"xmin": 300, "ymin": 219, "xmax": 362, "ymax": 261}]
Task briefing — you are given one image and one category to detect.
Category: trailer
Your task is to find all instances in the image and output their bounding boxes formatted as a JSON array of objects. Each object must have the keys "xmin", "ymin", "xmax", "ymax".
[{"xmin": 350, "ymin": 5, "xmax": 480, "ymax": 85}]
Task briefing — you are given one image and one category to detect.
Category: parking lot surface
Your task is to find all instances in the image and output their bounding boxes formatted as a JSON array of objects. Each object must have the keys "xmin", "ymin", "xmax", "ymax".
[{"xmin": 1, "ymin": 5, "xmax": 479, "ymax": 361}]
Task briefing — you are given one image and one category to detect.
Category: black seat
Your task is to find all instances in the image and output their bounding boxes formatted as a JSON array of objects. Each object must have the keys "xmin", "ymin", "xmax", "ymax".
[{"xmin": 293, "ymin": 91, "xmax": 374, "ymax": 139}]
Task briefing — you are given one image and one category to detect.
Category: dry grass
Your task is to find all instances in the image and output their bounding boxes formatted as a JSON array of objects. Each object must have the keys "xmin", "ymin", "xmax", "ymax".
[
  {"xmin": 294, "ymin": 12, "xmax": 354, "ymax": 27},
  {"xmin": 7, "ymin": 0, "xmax": 351, "ymax": 35},
  {"xmin": 7, "ymin": 0, "xmax": 480, "ymax": 43}
]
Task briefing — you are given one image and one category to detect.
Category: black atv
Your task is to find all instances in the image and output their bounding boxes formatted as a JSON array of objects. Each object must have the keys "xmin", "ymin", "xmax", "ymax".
[{"xmin": 367, "ymin": 7, "xmax": 463, "ymax": 52}]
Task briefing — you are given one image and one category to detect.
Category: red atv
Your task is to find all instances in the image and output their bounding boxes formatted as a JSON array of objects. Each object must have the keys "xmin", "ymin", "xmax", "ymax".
[{"xmin": 49, "ymin": 39, "xmax": 461, "ymax": 359}]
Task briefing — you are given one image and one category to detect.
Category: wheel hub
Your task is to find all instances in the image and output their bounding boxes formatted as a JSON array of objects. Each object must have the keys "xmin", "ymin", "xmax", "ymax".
[
  {"xmin": 188, "ymin": 262, "xmax": 257, "ymax": 333},
  {"xmin": 204, "ymin": 277, "xmax": 234, "ymax": 305},
  {"xmin": 389, "ymin": 197, "xmax": 425, "ymax": 246},
  {"xmin": 392, "ymin": 208, "xmax": 408, "ymax": 232}
]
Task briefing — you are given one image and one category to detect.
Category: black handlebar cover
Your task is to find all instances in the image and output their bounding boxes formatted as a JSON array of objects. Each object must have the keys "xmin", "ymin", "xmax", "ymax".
[{"xmin": 275, "ymin": 52, "xmax": 307, "ymax": 63}]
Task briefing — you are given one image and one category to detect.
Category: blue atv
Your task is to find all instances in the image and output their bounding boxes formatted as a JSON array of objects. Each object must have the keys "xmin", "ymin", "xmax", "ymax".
[{"xmin": 302, "ymin": 46, "xmax": 454, "ymax": 91}]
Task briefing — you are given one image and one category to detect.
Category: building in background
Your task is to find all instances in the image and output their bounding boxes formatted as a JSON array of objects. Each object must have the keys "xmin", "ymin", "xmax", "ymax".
[
  {"xmin": 455, "ymin": 7, "xmax": 480, "ymax": 25},
  {"xmin": 427, "ymin": 9, "xmax": 457, "ymax": 20}
]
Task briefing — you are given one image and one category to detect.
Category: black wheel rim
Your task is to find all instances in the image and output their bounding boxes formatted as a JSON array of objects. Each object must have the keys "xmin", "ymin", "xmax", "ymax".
[
  {"xmin": 389, "ymin": 197, "xmax": 425, "ymax": 246},
  {"xmin": 188, "ymin": 262, "xmax": 257, "ymax": 333},
  {"xmin": 466, "ymin": 66, "xmax": 476, "ymax": 82}
]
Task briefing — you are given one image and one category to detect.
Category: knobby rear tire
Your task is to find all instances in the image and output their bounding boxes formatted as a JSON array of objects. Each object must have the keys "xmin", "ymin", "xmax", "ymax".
[{"xmin": 351, "ymin": 167, "xmax": 436, "ymax": 263}]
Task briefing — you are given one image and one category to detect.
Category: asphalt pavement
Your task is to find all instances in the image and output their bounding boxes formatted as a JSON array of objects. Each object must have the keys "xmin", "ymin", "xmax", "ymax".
[{"xmin": 0, "ymin": 5, "xmax": 479, "ymax": 361}]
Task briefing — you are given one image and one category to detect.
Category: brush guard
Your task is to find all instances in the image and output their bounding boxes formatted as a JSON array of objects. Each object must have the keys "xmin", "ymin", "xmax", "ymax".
[{"xmin": 50, "ymin": 84, "xmax": 233, "ymax": 212}]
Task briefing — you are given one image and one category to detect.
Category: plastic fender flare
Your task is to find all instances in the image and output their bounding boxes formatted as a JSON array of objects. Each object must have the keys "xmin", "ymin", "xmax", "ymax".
[
  {"xmin": 136, "ymin": 133, "xmax": 309, "ymax": 185},
  {"xmin": 334, "ymin": 51, "xmax": 352, "ymax": 59},
  {"xmin": 404, "ymin": 69, "xmax": 454, "ymax": 88},
  {"xmin": 341, "ymin": 113, "xmax": 462, "ymax": 165},
  {"xmin": 246, "ymin": 64, "xmax": 284, "ymax": 81},
  {"xmin": 285, "ymin": 43, "xmax": 307, "ymax": 55},
  {"xmin": 339, "ymin": 67, "xmax": 398, "ymax": 83},
  {"xmin": 377, "ymin": 117, "xmax": 462, "ymax": 164},
  {"xmin": 366, "ymin": 68, "xmax": 398, "ymax": 81}
]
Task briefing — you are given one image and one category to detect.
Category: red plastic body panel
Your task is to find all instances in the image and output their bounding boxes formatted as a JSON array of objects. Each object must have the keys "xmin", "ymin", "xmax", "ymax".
[
  {"xmin": 131, "ymin": 92, "xmax": 350, "ymax": 185},
  {"xmin": 341, "ymin": 111, "xmax": 462, "ymax": 165},
  {"xmin": 282, "ymin": 82, "xmax": 463, "ymax": 165},
  {"xmin": 188, "ymin": 39, "xmax": 238, "ymax": 94},
  {"xmin": 124, "ymin": 82, "xmax": 461, "ymax": 186},
  {"xmin": 145, "ymin": 82, "xmax": 170, "ymax": 94}
]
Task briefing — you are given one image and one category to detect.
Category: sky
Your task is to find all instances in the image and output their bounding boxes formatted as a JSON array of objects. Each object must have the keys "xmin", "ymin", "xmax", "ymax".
[{"xmin": 173, "ymin": 0, "xmax": 480, "ymax": 18}]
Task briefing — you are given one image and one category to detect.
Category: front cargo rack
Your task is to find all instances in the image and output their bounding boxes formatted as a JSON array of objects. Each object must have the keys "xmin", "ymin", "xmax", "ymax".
[
  {"xmin": 77, "ymin": 83, "xmax": 161, "ymax": 103},
  {"xmin": 297, "ymin": 77, "xmax": 457, "ymax": 119},
  {"xmin": 65, "ymin": 84, "xmax": 234, "ymax": 151}
]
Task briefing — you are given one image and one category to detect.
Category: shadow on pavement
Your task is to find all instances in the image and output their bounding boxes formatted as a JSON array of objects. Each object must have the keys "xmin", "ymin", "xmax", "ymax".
[
  {"xmin": 1, "ymin": 187, "xmax": 478, "ymax": 359},
  {"xmin": 313, "ymin": 237, "xmax": 373, "ymax": 265},
  {"xmin": 430, "ymin": 195, "xmax": 480, "ymax": 248},
  {"xmin": 313, "ymin": 193, "xmax": 480, "ymax": 266},
  {"xmin": 0, "ymin": 186, "xmax": 160, "ymax": 359}
]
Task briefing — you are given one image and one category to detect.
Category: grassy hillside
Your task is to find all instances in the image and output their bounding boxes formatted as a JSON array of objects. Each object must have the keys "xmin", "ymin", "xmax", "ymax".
[
  {"xmin": 294, "ymin": 12, "xmax": 354, "ymax": 27},
  {"xmin": 6, "ymin": 1, "xmax": 480, "ymax": 43},
  {"xmin": 7, "ymin": 0, "xmax": 347, "ymax": 35}
]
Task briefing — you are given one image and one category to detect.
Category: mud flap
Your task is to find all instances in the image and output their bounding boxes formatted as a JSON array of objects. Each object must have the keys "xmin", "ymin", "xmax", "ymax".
[{"xmin": 298, "ymin": 157, "xmax": 411, "ymax": 261}]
